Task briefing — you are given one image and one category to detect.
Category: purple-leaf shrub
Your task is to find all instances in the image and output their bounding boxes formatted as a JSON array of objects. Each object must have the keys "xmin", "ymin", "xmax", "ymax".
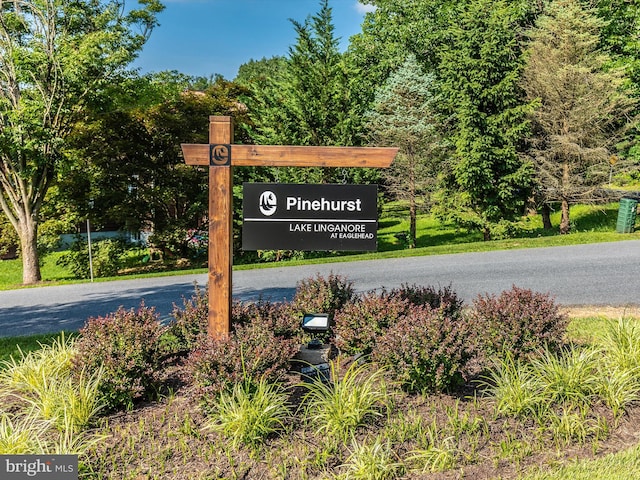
[
  {"xmin": 373, "ymin": 304, "xmax": 475, "ymax": 393},
  {"xmin": 72, "ymin": 303, "xmax": 167, "ymax": 411},
  {"xmin": 390, "ymin": 283, "xmax": 464, "ymax": 318},
  {"xmin": 168, "ymin": 285, "xmax": 209, "ymax": 351},
  {"xmin": 333, "ymin": 291, "xmax": 409, "ymax": 355},
  {"xmin": 471, "ymin": 285, "xmax": 568, "ymax": 364},
  {"xmin": 186, "ymin": 320, "xmax": 298, "ymax": 411},
  {"xmin": 291, "ymin": 273, "xmax": 355, "ymax": 318}
]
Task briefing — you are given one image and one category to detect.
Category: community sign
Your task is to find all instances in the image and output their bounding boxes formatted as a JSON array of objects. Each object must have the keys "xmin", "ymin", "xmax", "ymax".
[{"xmin": 242, "ymin": 183, "xmax": 378, "ymax": 251}]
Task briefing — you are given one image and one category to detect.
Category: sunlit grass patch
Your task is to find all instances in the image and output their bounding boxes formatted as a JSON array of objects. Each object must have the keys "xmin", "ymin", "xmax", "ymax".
[{"xmin": 519, "ymin": 443, "xmax": 640, "ymax": 480}]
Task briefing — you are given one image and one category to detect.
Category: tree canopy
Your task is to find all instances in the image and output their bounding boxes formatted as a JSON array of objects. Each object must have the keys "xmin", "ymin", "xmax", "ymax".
[
  {"xmin": 0, "ymin": 0, "xmax": 163, "ymax": 283},
  {"xmin": 3, "ymin": 0, "xmax": 640, "ymax": 278}
]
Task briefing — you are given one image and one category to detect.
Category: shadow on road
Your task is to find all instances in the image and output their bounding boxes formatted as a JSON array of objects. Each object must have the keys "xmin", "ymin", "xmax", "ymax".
[{"xmin": 1, "ymin": 283, "xmax": 298, "ymax": 338}]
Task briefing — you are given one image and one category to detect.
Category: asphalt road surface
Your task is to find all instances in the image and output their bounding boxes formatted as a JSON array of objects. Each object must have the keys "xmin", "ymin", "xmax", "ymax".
[{"xmin": 1, "ymin": 240, "xmax": 639, "ymax": 337}]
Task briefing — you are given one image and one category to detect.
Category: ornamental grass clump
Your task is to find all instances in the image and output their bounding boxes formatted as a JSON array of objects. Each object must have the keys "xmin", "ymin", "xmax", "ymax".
[
  {"xmin": 531, "ymin": 346, "xmax": 599, "ymax": 409},
  {"xmin": 471, "ymin": 286, "xmax": 568, "ymax": 365},
  {"xmin": 0, "ymin": 333, "xmax": 75, "ymax": 399},
  {"xmin": 483, "ymin": 353, "xmax": 546, "ymax": 419},
  {"xmin": 302, "ymin": 360, "xmax": 390, "ymax": 442},
  {"xmin": 373, "ymin": 304, "xmax": 475, "ymax": 393},
  {"xmin": 72, "ymin": 303, "xmax": 167, "ymax": 412},
  {"xmin": 338, "ymin": 437, "xmax": 404, "ymax": 480},
  {"xmin": 597, "ymin": 317, "xmax": 640, "ymax": 374},
  {"xmin": 0, "ymin": 413, "xmax": 49, "ymax": 454},
  {"xmin": 204, "ymin": 378, "xmax": 291, "ymax": 451}
]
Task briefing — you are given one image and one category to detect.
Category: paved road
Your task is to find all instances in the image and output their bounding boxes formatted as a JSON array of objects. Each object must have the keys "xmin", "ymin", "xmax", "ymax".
[{"xmin": 1, "ymin": 240, "xmax": 639, "ymax": 337}]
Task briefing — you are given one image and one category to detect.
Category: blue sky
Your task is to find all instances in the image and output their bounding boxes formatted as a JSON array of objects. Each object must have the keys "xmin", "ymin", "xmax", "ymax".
[{"xmin": 132, "ymin": 0, "xmax": 375, "ymax": 80}]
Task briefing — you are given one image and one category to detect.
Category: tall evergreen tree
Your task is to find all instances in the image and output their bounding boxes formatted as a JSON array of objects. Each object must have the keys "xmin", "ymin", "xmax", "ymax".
[
  {"xmin": 366, "ymin": 55, "xmax": 446, "ymax": 248},
  {"xmin": 246, "ymin": 0, "xmax": 360, "ymax": 184},
  {"xmin": 436, "ymin": 0, "xmax": 535, "ymax": 240},
  {"xmin": 521, "ymin": 0, "xmax": 636, "ymax": 233}
]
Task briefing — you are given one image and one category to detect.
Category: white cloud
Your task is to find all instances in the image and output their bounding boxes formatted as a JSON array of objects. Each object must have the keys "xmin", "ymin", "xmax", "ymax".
[{"xmin": 354, "ymin": 2, "xmax": 377, "ymax": 14}]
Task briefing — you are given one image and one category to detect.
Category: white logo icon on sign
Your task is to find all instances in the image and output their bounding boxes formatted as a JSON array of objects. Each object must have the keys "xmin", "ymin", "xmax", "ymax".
[{"xmin": 259, "ymin": 191, "xmax": 277, "ymax": 216}]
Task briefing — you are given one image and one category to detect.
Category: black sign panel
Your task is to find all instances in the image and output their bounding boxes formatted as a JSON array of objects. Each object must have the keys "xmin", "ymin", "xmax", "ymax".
[{"xmin": 243, "ymin": 183, "xmax": 378, "ymax": 251}]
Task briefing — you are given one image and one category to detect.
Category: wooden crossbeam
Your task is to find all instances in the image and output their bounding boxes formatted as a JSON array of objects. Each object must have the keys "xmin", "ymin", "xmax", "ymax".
[
  {"xmin": 182, "ymin": 144, "xmax": 398, "ymax": 168},
  {"xmin": 182, "ymin": 116, "xmax": 397, "ymax": 339}
]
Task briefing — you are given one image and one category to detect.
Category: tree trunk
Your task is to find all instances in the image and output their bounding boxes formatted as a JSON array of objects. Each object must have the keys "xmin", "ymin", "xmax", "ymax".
[
  {"xmin": 559, "ymin": 198, "xmax": 571, "ymax": 234},
  {"xmin": 18, "ymin": 217, "xmax": 41, "ymax": 284},
  {"xmin": 559, "ymin": 161, "xmax": 571, "ymax": 234},
  {"xmin": 541, "ymin": 203, "xmax": 553, "ymax": 230},
  {"xmin": 409, "ymin": 200, "xmax": 417, "ymax": 249}
]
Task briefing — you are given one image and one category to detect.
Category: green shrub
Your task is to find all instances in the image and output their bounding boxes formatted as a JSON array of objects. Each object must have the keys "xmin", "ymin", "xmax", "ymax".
[
  {"xmin": 186, "ymin": 320, "xmax": 298, "ymax": 412},
  {"xmin": 148, "ymin": 226, "xmax": 191, "ymax": 259},
  {"xmin": 333, "ymin": 291, "xmax": 409, "ymax": 355},
  {"xmin": 471, "ymin": 286, "xmax": 568, "ymax": 365},
  {"xmin": 72, "ymin": 303, "xmax": 167, "ymax": 411},
  {"xmin": 56, "ymin": 237, "xmax": 127, "ymax": 278},
  {"xmin": 373, "ymin": 305, "xmax": 475, "ymax": 393}
]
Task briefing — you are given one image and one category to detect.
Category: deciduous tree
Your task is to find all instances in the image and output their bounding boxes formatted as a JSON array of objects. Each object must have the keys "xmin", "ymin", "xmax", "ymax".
[{"xmin": 0, "ymin": 0, "xmax": 163, "ymax": 283}]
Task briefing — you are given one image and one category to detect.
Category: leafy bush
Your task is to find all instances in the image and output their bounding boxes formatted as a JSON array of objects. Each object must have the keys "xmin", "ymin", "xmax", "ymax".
[
  {"xmin": 389, "ymin": 283, "xmax": 464, "ymax": 318},
  {"xmin": 167, "ymin": 285, "xmax": 209, "ymax": 353},
  {"xmin": 373, "ymin": 305, "xmax": 476, "ymax": 393},
  {"xmin": 232, "ymin": 299, "xmax": 301, "ymax": 340},
  {"xmin": 291, "ymin": 272, "xmax": 355, "ymax": 318},
  {"xmin": 333, "ymin": 291, "xmax": 409, "ymax": 355},
  {"xmin": 148, "ymin": 226, "xmax": 190, "ymax": 259},
  {"xmin": 56, "ymin": 237, "xmax": 127, "ymax": 279},
  {"xmin": 72, "ymin": 303, "xmax": 167, "ymax": 411},
  {"xmin": 471, "ymin": 286, "xmax": 568, "ymax": 364},
  {"xmin": 0, "ymin": 214, "xmax": 18, "ymax": 259},
  {"xmin": 186, "ymin": 320, "xmax": 298, "ymax": 412},
  {"xmin": 167, "ymin": 290, "xmax": 301, "ymax": 354}
]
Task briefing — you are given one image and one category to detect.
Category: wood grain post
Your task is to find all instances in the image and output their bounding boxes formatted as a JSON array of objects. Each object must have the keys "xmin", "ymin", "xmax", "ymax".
[{"xmin": 207, "ymin": 116, "xmax": 233, "ymax": 339}]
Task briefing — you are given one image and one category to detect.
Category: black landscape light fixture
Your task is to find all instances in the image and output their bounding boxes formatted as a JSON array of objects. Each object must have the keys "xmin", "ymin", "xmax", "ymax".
[{"xmin": 301, "ymin": 313, "xmax": 330, "ymax": 349}]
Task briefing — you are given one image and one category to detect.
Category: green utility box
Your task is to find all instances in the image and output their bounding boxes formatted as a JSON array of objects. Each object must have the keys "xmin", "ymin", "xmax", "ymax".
[{"xmin": 616, "ymin": 197, "xmax": 638, "ymax": 233}]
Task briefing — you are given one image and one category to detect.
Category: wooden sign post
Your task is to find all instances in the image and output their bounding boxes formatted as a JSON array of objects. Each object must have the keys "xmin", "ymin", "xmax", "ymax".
[{"xmin": 182, "ymin": 116, "xmax": 398, "ymax": 339}]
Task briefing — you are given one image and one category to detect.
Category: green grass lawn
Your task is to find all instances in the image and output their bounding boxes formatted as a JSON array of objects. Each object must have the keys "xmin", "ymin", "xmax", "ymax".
[{"xmin": 520, "ymin": 444, "xmax": 640, "ymax": 479}]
